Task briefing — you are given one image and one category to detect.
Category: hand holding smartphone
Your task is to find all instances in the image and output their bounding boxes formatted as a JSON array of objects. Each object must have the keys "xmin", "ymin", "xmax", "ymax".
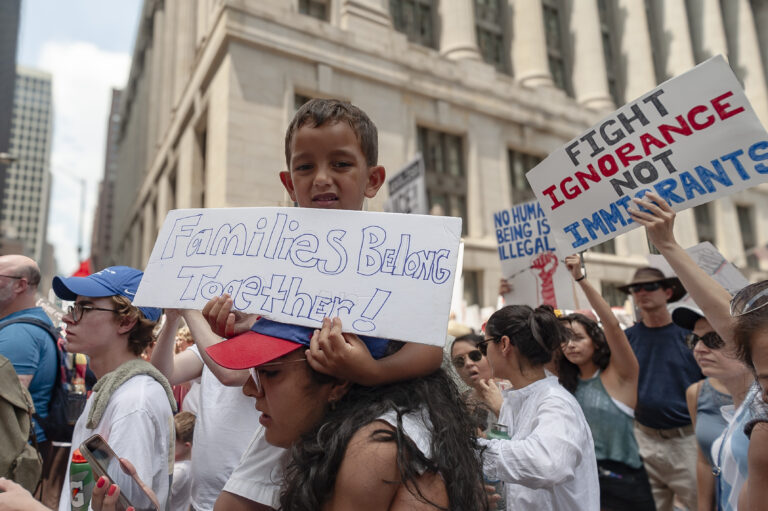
[{"xmin": 79, "ymin": 434, "xmax": 159, "ymax": 511}]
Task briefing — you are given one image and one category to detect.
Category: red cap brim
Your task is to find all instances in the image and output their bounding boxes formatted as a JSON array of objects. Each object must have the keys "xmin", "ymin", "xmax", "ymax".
[{"xmin": 205, "ymin": 331, "xmax": 303, "ymax": 370}]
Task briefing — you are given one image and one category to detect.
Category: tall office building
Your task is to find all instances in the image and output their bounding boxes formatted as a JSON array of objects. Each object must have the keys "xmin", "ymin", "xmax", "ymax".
[
  {"xmin": 2, "ymin": 67, "xmax": 54, "ymax": 262},
  {"xmin": 0, "ymin": 0, "xmax": 22, "ymax": 218},
  {"xmin": 90, "ymin": 88, "xmax": 123, "ymax": 270},
  {"xmin": 111, "ymin": 0, "xmax": 768, "ymax": 308}
]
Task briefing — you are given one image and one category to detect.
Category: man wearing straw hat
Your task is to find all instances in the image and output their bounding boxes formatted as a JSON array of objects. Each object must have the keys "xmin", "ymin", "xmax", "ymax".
[{"xmin": 618, "ymin": 267, "xmax": 702, "ymax": 511}]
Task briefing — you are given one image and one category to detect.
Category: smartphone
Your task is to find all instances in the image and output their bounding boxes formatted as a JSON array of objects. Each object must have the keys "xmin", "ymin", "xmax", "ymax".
[{"xmin": 79, "ymin": 434, "xmax": 159, "ymax": 511}]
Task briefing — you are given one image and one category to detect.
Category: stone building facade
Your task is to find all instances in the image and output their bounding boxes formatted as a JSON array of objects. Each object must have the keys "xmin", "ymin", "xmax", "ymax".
[{"xmin": 110, "ymin": 0, "xmax": 768, "ymax": 308}]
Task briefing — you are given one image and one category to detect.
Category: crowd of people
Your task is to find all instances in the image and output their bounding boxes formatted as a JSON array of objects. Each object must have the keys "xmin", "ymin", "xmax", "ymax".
[{"xmin": 0, "ymin": 98, "xmax": 766, "ymax": 511}]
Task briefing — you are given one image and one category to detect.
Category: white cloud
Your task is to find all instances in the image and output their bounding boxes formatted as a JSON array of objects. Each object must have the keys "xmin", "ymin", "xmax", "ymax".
[{"xmin": 37, "ymin": 41, "xmax": 130, "ymax": 274}]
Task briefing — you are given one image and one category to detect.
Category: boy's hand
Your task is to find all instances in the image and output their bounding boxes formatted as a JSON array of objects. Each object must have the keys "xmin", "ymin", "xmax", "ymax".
[
  {"xmin": 307, "ymin": 317, "xmax": 377, "ymax": 383},
  {"xmin": 201, "ymin": 295, "xmax": 258, "ymax": 338},
  {"xmin": 629, "ymin": 191, "xmax": 678, "ymax": 251},
  {"xmin": 498, "ymin": 278, "xmax": 512, "ymax": 296},
  {"xmin": 564, "ymin": 254, "xmax": 583, "ymax": 281}
]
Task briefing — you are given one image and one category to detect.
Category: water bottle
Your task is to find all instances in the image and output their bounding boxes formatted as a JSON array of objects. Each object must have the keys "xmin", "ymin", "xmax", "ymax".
[
  {"xmin": 69, "ymin": 449, "xmax": 94, "ymax": 511},
  {"xmin": 485, "ymin": 423, "xmax": 510, "ymax": 510}
]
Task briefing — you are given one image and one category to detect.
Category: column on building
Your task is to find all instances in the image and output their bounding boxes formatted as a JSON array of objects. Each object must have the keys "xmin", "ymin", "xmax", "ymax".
[
  {"xmin": 722, "ymin": 0, "xmax": 768, "ymax": 127},
  {"xmin": 754, "ymin": 0, "xmax": 768, "ymax": 88},
  {"xmin": 438, "ymin": 0, "xmax": 481, "ymax": 60},
  {"xmin": 173, "ymin": 0, "xmax": 196, "ymax": 107},
  {"xmin": 509, "ymin": 0, "xmax": 553, "ymax": 87},
  {"xmin": 196, "ymin": 0, "xmax": 211, "ymax": 48},
  {"xmin": 614, "ymin": 0, "xmax": 655, "ymax": 102},
  {"xmin": 650, "ymin": 0, "xmax": 695, "ymax": 78},
  {"xmin": 568, "ymin": 0, "xmax": 613, "ymax": 110},
  {"xmin": 686, "ymin": 0, "xmax": 728, "ymax": 62},
  {"xmin": 141, "ymin": 196, "xmax": 156, "ymax": 266},
  {"xmin": 159, "ymin": 0, "xmax": 177, "ymax": 139}
]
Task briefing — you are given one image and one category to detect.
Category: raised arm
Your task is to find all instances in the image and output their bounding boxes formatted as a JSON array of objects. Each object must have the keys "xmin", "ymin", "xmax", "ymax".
[
  {"xmin": 565, "ymin": 254, "xmax": 638, "ymax": 384},
  {"xmin": 150, "ymin": 311, "xmax": 203, "ymax": 385},
  {"xmin": 629, "ymin": 193, "xmax": 734, "ymax": 344},
  {"xmin": 181, "ymin": 309, "xmax": 249, "ymax": 387}
]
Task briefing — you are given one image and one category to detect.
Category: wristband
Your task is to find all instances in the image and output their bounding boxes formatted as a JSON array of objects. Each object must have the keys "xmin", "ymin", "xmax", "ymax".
[{"xmin": 575, "ymin": 275, "xmax": 586, "ymax": 282}]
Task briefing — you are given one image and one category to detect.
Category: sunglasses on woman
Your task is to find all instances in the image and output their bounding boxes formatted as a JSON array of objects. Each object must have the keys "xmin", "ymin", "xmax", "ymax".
[
  {"xmin": 730, "ymin": 280, "xmax": 768, "ymax": 317},
  {"xmin": 452, "ymin": 349, "xmax": 483, "ymax": 368},
  {"xmin": 627, "ymin": 282, "xmax": 662, "ymax": 293},
  {"xmin": 248, "ymin": 358, "xmax": 307, "ymax": 394},
  {"xmin": 685, "ymin": 331, "xmax": 725, "ymax": 351}
]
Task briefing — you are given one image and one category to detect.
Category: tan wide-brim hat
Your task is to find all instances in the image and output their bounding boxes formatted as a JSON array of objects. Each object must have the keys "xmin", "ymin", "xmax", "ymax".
[{"xmin": 617, "ymin": 267, "xmax": 687, "ymax": 303}]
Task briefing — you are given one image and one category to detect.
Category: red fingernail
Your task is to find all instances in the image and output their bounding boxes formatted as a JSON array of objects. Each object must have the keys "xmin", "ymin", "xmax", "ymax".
[
  {"xmin": 96, "ymin": 477, "xmax": 106, "ymax": 488},
  {"xmin": 108, "ymin": 484, "xmax": 117, "ymax": 496}
]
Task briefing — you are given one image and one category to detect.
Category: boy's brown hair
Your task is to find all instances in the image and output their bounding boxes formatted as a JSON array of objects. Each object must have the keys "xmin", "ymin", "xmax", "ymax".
[
  {"xmin": 108, "ymin": 295, "xmax": 157, "ymax": 356},
  {"xmin": 174, "ymin": 411, "xmax": 196, "ymax": 443},
  {"xmin": 284, "ymin": 98, "xmax": 379, "ymax": 167}
]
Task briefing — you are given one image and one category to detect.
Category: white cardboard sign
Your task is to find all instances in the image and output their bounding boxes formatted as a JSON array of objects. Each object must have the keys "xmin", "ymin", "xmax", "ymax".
[
  {"xmin": 385, "ymin": 154, "xmax": 428, "ymax": 215},
  {"xmin": 134, "ymin": 208, "xmax": 462, "ymax": 346},
  {"xmin": 526, "ymin": 55, "xmax": 768, "ymax": 253},
  {"xmin": 493, "ymin": 200, "xmax": 579, "ymax": 310}
]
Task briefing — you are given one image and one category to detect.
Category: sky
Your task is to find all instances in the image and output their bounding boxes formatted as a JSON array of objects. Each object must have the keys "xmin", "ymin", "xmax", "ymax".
[{"xmin": 16, "ymin": 0, "xmax": 143, "ymax": 273}]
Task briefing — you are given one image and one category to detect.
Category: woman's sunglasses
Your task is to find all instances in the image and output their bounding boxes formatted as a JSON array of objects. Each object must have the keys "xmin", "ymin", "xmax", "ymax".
[
  {"xmin": 730, "ymin": 280, "xmax": 768, "ymax": 317},
  {"xmin": 248, "ymin": 358, "xmax": 307, "ymax": 394},
  {"xmin": 452, "ymin": 349, "xmax": 483, "ymax": 369},
  {"xmin": 686, "ymin": 331, "xmax": 725, "ymax": 351}
]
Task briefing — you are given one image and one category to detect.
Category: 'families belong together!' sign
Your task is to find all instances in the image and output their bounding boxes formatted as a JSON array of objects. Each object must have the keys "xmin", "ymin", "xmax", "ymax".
[
  {"xmin": 134, "ymin": 208, "xmax": 462, "ymax": 346},
  {"xmin": 526, "ymin": 55, "xmax": 768, "ymax": 253}
]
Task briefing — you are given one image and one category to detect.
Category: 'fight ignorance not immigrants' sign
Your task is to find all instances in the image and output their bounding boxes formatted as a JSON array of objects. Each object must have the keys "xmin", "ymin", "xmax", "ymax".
[
  {"xmin": 526, "ymin": 55, "xmax": 768, "ymax": 253},
  {"xmin": 134, "ymin": 208, "xmax": 462, "ymax": 347}
]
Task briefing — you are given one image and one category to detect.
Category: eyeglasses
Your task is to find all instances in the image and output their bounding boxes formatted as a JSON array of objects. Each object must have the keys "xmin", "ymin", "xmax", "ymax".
[
  {"xmin": 477, "ymin": 339, "xmax": 495, "ymax": 356},
  {"xmin": 686, "ymin": 331, "xmax": 725, "ymax": 351},
  {"xmin": 67, "ymin": 303, "xmax": 119, "ymax": 323},
  {"xmin": 452, "ymin": 349, "xmax": 483, "ymax": 369},
  {"xmin": 248, "ymin": 358, "xmax": 308, "ymax": 395},
  {"xmin": 0, "ymin": 274, "xmax": 23, "ymax": 280},
  {"xmin": 627, "ymin": 282, "xmax": 663, "ymax": 293},
  {"xmin": 730, "ymin": 280, "xmax": 768, "ymax": 317}
]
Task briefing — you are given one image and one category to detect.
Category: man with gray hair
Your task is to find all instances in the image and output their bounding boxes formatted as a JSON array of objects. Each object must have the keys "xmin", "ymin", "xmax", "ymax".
[{"xmin": 0, "ymin": 255, "xmax": 58, "ymax": 499}]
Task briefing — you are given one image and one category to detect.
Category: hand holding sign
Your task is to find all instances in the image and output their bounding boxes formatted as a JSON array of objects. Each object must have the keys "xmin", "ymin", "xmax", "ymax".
[
  {"xmin": 201, "ymin": 294, "xmax": 257, "ymax": 338},
  {"xmin": 565, "ymin": 255, "xmax": 584, "ymax": 281},
  {"xmin": 628, "ymin": 192, "xmax": 678, "ymax": 252}
]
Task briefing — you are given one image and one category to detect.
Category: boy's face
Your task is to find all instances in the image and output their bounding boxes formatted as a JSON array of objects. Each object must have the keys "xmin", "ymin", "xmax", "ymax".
[{"xmin": 280, "ymin": 121, "xmax": 385, "ymax": 211}]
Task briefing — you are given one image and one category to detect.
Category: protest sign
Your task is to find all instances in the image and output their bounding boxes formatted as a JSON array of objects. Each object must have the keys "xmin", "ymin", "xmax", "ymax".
[
  {"xmin": 493, "ymin": 200, "xmax": 580, "ymax": 310},
  {"xmin": 648, "ymin": 241, "xmax": 750, "ymax": 308},
  {"xmin": 133, "ymin": 208, "xmax": 462, "ymax": 346},
  {"xmin": 385, "ymin": 154, "xmax": 428, "ymax": 215},
  {"xmin": 526, "ymin": 55, "xmax": 768, "ymax": 253}
]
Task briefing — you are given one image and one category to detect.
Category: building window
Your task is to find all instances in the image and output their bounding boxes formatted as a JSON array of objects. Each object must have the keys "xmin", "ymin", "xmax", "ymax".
[
  {"xmin": 474, "ymin": 0, "xmax": 508, "ymax": 72},
  {"xmin": 601, "ymin": 281, "xmax": 626, "ymax": 307},
  {"xmin": 294, "ymin": 93, "xmax": 313, "ymax": 112},
  {"xmin": 597, "ymin": 0, "xmax": 620, "ymax": 105},
  {"xmin": 508, "ymin": 149, "xmax": 541, "ymax": 205},
  {"xmin": 736, "ymin": 205, "xmax": 759, "ymax": 269},
  {"xmin": 464, "ymin": 270, "xmax": 483, "ymax": 306},
  {"xmin": 694, "ymin": 204, "xmax": 716, "ymax": 245},
  {"xmin": 298, "ymin": 0, "xmax": 329, "ymax": 21},
  {"xmin": 417, "ymin": 126, "xmax": 467, "ymax": 235},
  {"xmin": 390, "ymin": 0, "xmax": 437, "ymax": 48},
  {"xmin": 542, "ymin": 0, "xmax": 571, "ymax": 94},
  {"xmin": 590, "ymin": 238, "xmax": 616, "ymax": 255}
]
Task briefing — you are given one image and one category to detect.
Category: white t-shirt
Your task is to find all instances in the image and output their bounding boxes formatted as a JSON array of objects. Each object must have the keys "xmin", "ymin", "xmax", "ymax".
[
  {"xmin": 479, "ymin": 376, "xmax": 600, "ymax": 511},
  {"xmin": 58, "ymin": 374, "xmax": 175, "ymax": 511},
  {"xmin": 187, "ymin": 345, "xmax": 262, "ymax": 511},
  {"xmin": 171, "ymin": 459, "xmax": 192, "ymax": 511}
]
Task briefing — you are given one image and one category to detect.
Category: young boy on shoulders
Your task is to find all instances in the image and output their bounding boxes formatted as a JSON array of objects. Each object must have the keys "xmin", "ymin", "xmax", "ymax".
[{"xmin": 180, "ymin": 99, "xmax": 443, "ymax": 510}]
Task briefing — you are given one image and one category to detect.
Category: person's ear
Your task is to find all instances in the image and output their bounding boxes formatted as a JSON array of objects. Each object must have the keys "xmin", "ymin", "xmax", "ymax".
[
  {"xmin": 499, "ymin": 335, "xmax": 512, "ymax": 355},
  {"xmin": 328, "ymin": 380, "xmax": 351, "ymax": 404},
  {"xmin": 116, "ymin": 314, "xmax": 138, "ymax": 335},
  {"xmin": 664, "ymin": 287, "xmax": 673, "ymax": 301},
  {"xmin": 279, "ymin": 171, "xmax": 297, "ymax": 202},
  {"xmin": 364, "ymin": 166, "xmax": 386, "ymax": 198}
]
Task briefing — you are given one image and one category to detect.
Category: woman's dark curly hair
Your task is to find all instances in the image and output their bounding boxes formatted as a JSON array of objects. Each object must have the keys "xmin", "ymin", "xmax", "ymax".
[
  {"xmin": 279, "ymin": 368, "xmax": 489, "ymax": 511},
  {"xmin": 557, "ymin": 313, "xmax": 612, "ymax": 393},
  {"xmin": 484, "ymin": 304, "xmax": 568, "ymax": 366}
]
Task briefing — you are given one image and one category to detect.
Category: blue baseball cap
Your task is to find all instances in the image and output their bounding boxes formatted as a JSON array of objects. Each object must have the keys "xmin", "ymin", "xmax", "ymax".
[
  {"xmin": 206, "ymin": 317, "xmax": 390, "ymax": 370},
  {"xmin": 52, "ymin": 266, "xmax": 162, "ymax": 322}
]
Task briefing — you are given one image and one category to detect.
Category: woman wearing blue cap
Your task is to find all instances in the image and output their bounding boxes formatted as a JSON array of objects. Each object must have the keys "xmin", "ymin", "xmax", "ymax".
[{"xmin": 51, "ymin": 266, "xmax": 177, "ymax": 511}]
